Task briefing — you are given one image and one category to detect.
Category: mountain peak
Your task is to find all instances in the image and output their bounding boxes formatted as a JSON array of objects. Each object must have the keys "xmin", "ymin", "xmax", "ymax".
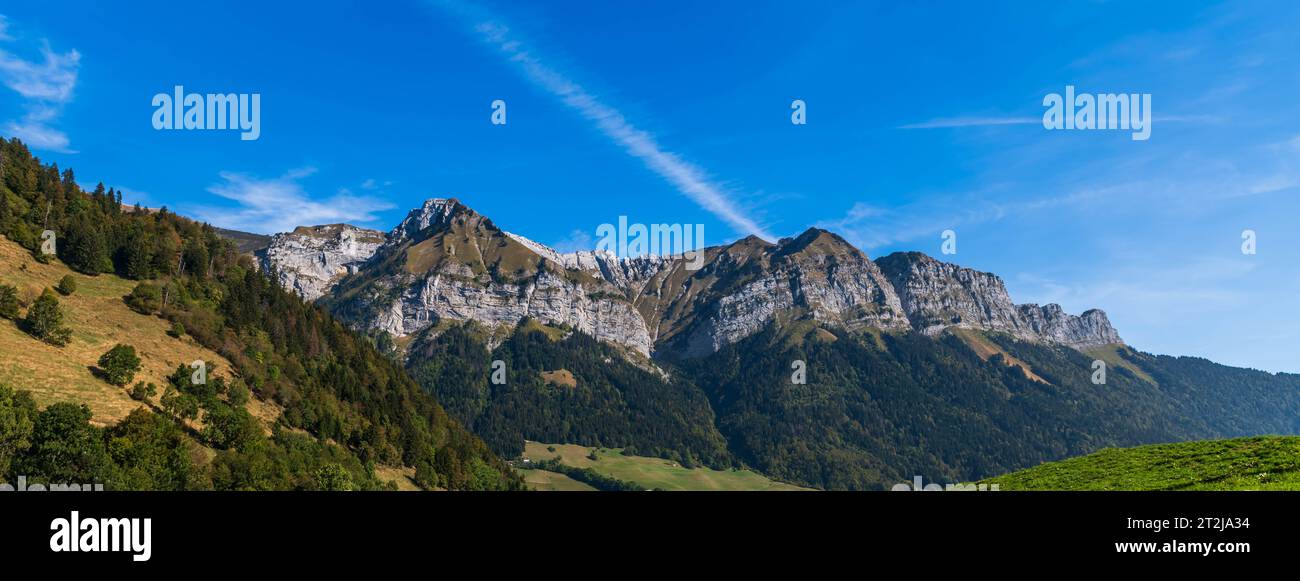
[
  {"xmin": 389, "ymin": 197, "xmax": 475, "ymax": 243},
  {"xmin": 875, "ymin": 250, "xmax": 940, "ymax": 266},
  {"xmin": 735, "ymin": 233, "xmax": 775, "ymax": 246},
  {"xmin": 776, "ymin": 227, "xmax": 860, "ymax": 258}
]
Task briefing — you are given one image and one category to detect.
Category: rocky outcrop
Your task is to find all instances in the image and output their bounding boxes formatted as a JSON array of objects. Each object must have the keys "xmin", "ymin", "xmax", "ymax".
[
  {"xmin": 1017, "ymin": 305, "xmax": 1122, "ymax": 349},
  {"xmin": 874, "ymin": 251, "xmax": 1023, "ymax": 336},
  {"xmin": 361, "ymin": 269, "xmax": 653, "ymax": 355},
  {"xmin": 875, "ymin": 251, "xmax": 1122, "ymax": 349},
  {"xmin": 255, "ymin": 224, "xmax": 385, "ymax": 301},
  {"xmin": 322, "ymin": 199, "xmax": 655, "ymax": 355},
  {"xmin": 509, "ymin": 229, "xmax": 911, "ymax": 356},
  {"xmin": 644, "ymin": 230, "xmax": 912, "ymax": 356}
]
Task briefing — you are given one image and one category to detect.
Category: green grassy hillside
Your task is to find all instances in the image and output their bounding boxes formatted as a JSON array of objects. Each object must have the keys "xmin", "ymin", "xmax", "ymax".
[{"xmin": 983, "ymin": 436, "xmax": 1300, "ymax": 490}]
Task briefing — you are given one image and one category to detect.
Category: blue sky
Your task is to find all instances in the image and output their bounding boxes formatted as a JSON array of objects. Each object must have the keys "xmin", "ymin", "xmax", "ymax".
[{"xmin": 1, "ymin": 0, "xmax": 1298, "ymax": 372}]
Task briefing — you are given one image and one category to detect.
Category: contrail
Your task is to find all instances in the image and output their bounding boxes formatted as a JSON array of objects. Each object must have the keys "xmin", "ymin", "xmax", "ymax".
[{"xmin": 435, "ymin": 1, "xmax": 773, "ymax": 241}]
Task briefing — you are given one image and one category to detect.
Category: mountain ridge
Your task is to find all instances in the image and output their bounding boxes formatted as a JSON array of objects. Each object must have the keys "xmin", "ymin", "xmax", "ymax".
[{"xmin": 256, "ymin": 197, "xmax": 1122, "ymax": 356}]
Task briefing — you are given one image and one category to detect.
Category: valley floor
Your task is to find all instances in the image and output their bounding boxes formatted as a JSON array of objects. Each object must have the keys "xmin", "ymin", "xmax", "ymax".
[{"xmin": 516, "ymin": 441, "xmax": 810, "ymax": 491}]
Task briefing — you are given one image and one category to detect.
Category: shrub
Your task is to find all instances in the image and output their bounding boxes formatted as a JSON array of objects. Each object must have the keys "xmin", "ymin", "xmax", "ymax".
[
  {"xmin": 314, "ymin": 463, "xmax": 355, "ymax": 491},
  {"xmin": 56, "ymin": 275, "xmax": 77, "ymax": 296},
  {"xmin": 98, "ymin": 344, "xmax": 142, "ymax": 386},
  {"xmin": 167, "ymin": 321, "xmax": 186, "ymax": 338},
  {"xmin": 22, "ymin": 289, "xmax": 71, "ymax": 346},
  {"xmin": 227, "ymin": 380, "xmax": 250, "ymax": 407},
  {"xmin": 129, "ymin": 382, "xmax": 158, "ymax": 402},
  {"xmin": 124, "ymin": 283, "xmax": 162, "ymax": 314}
]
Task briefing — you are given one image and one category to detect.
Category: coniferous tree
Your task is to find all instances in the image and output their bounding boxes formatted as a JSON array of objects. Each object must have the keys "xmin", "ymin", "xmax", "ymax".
[
  {"xmin": 0, "ymin": 284, "xmax": 19, "ymax": 320},
  {"xmin": 120, "ymin": 225, "xmax": 154, "ymax": 279},
  {"xmin": 183, "ymin": 240, "xmax": 209, "ymax": 279},
  {"xmin": 63, "ymin": 218, "xmax": 111, "ymax": 274},
  {"xmin": 0, "ymin": 185, "xmax": 9, "ymax": 225}
]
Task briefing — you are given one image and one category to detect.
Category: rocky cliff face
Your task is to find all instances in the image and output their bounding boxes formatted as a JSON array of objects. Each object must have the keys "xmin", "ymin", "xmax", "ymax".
[
  {"xmin": 505, "ymin": 229, "xmax": 912, "ymax": 356},
  {"xmin": 255, "ymin": 224, "xmax": 386, "ymax": 301},
  {"xmin": 874, "ymin": 251, "xmax": 1122, "ymax": 349},
  {"xmin": 258, "ymin": 198, "xmax": 1122, "ymax": 356},
  {"xmin": 1016, "ymin": 305, "xmax": 1123, "ymax": 349},
  {"xmin": 622, "ymin": 230, "xmax": 911, "ymax": 356},
  {"xmin": 319, "ymin": 199, "xmax": 655, "ymax": 355},
  {"xmin": 874, "ymin": 251, "xmax": 1023, "ymax": 336}
]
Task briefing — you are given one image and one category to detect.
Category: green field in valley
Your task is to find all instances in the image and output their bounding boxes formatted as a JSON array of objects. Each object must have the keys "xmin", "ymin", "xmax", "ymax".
[
  {"xmin": 518, "ymin": 441, "xmax": 811, "ymax": 491},
  {"xmin": 516, "ymin": 466, "xmax": 597, "ymax": 491}
]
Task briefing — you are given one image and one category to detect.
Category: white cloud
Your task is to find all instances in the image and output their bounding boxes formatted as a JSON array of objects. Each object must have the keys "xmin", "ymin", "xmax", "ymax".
[
  {"xmin": 5, "ymin": 118, "xmax": 72, "ymax": 151},
  {"xmin": 192, "ymin": 168, "xmax": 395, "ymax": 234},
  {"xmin": 441, "ymin": 3, "xmax": 773, "ymax": 241},
  {"xmin": 898, "ymin": 114, "xmax": 1213, "ymax": 131},
  {"xmin": 0, "ymin": 18, "xmax": 80, "ymax": 153},
  {"xmin": 898, "ymin": 116, "xmax": 1039, "ymax": 129},
  {"xmin": 0, "ymin": 41, "xmax": 78, "ymax": 101}
]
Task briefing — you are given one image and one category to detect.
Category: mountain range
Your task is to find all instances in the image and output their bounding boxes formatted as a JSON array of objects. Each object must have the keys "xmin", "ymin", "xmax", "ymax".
[
  {"xmin": 244, "ymin": 197, "xmax": 1300, "ymax": 489},
  {"xmin": 256, "ymin": 198, "xmax": 1122, "ymax": 358}
]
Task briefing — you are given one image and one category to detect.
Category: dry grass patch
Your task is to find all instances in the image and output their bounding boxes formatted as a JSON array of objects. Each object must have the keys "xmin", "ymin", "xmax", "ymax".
[
  {"xmin": 949, "ymin": 328, "xmax": 1051, "ymax": 384},
  {"xmin": 374, "ymin": 465, "xmax": 423, "ymax": 491},
  {"xmin": 540, "ymin": 369, "xmax": 577, "ymax": 388},
  {"xmin": 0, "ymin": 236, "xmax": 276, "ymax": 428}
]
